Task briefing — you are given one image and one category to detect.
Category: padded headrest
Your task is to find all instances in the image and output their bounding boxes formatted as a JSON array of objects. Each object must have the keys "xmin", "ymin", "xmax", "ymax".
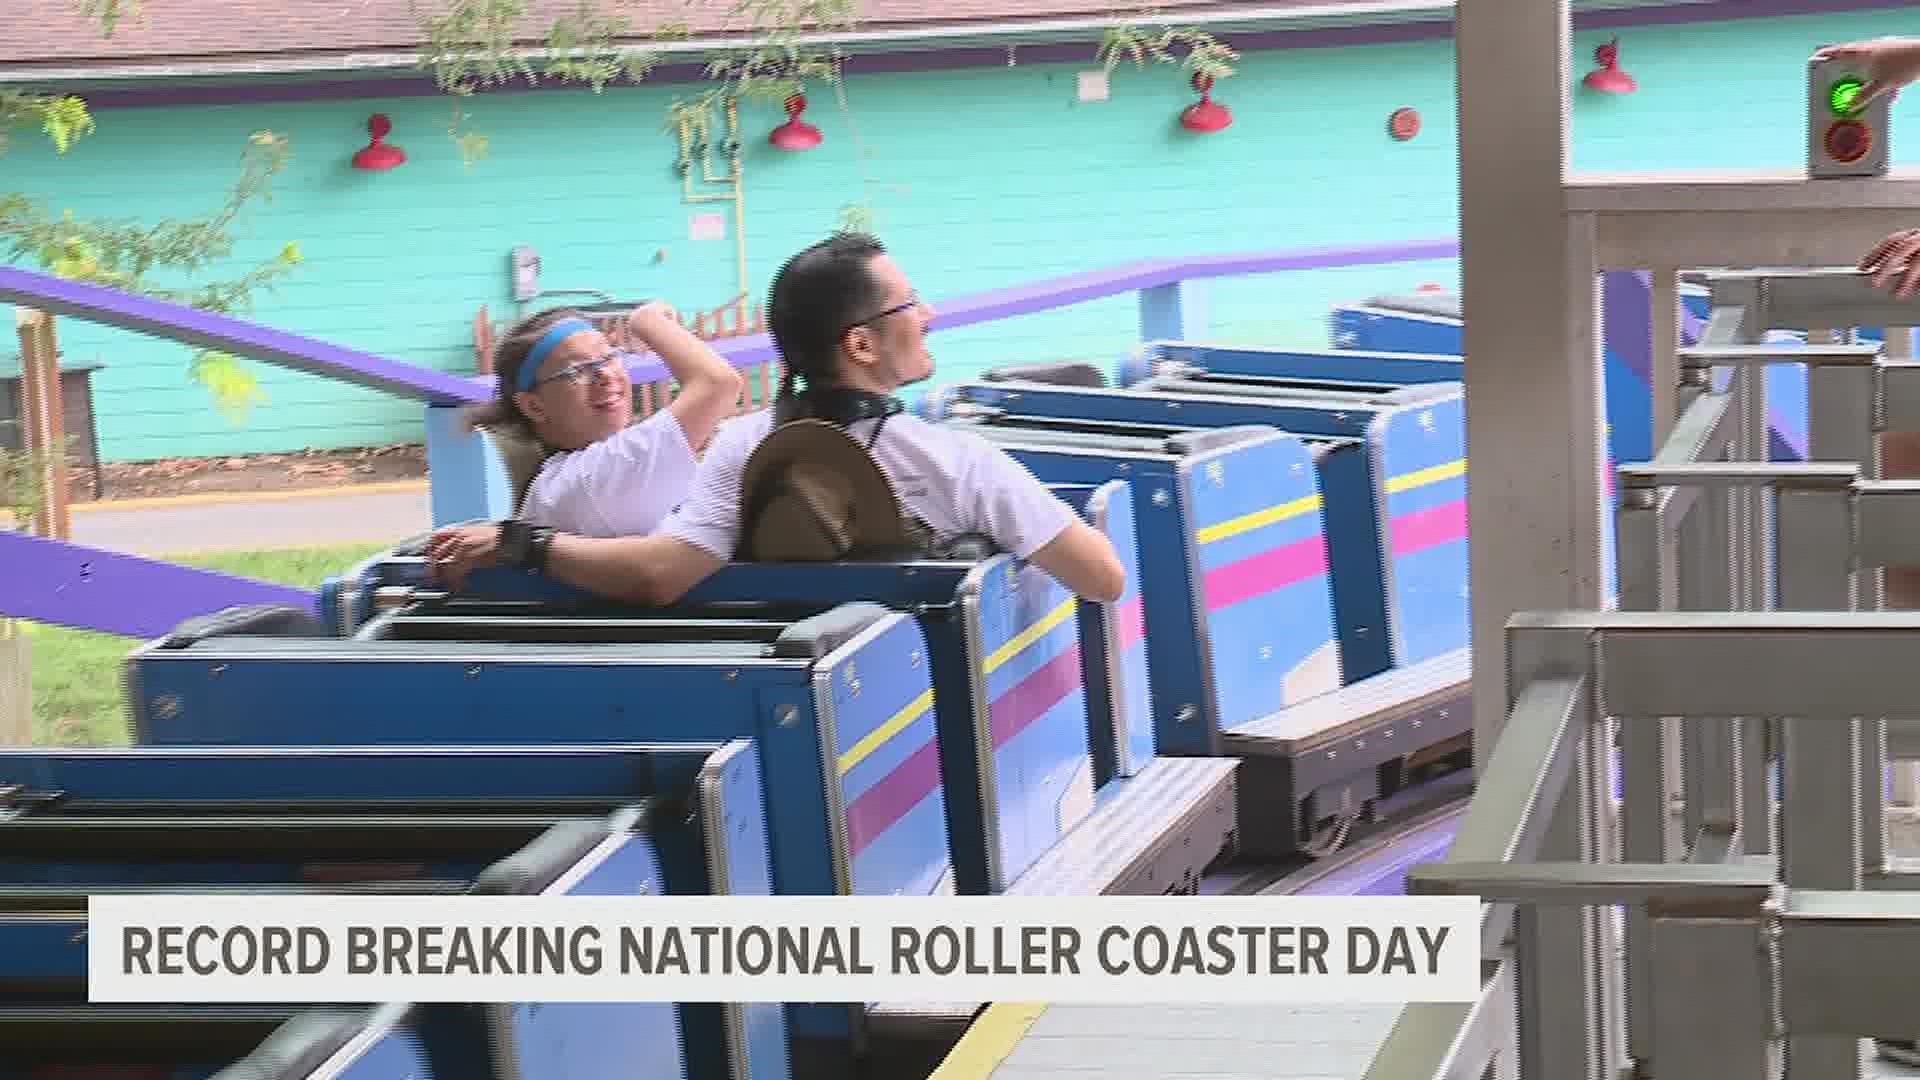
[
  {"xmin": 1364, "ymin": 292, "xmax": 1462, "ymax": 320},
  {"xmin": 1164, "ymin": 425, "xmax": 1277, "ymax": 455},
  {"xmin": 1380, "ymin": 383, "xmax": 1463, "ymax": 405},
  {"xmin": 773, "ymin": 601, "xmax": 894, "ymax": 659},
  {"xmin": 469, "ymin": 819, "xmax": 615, "ymax": 896},
  {"xmin": 208, "ymin": 1010, "xmax": 371, "ymax": 1080},
  {"xmin": 981, "ymin": 361, "xmax": 1109, "ymax": 388},
  {"xmin": 161, "ymin": 604, "xmax": 328, "ymax": 648}
]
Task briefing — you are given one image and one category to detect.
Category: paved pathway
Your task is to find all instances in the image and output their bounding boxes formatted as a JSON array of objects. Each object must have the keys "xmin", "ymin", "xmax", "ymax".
[{"xmin": 67, "ymin": 482, "xmax": 432, "ymax": 557}]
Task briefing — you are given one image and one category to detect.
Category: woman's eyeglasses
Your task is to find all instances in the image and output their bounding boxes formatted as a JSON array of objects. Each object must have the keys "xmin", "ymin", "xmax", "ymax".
[{"xmin": 530, "ymin": 355, "xmax": 616, "ymax": 389}]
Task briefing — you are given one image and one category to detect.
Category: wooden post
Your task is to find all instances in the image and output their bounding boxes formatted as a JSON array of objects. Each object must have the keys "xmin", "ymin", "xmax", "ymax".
[
  {"xmin": 2, "ymin": 306, "xmax": 57, "ymax": 745},
  {"xmin": 15, "ymin": 306, "xmax": 70, "ymax": 541},
  {"xmin": 0, "ymin": 618, "xmax": 27, "ymax": 746}
]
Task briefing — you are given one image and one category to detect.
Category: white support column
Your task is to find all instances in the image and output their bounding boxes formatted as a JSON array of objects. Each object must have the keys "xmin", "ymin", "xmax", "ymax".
[
  {"xmin": 1651, "ymin": 269, "xmax": 1682, "ymax": 445},
  {"xmin": 1884, "ymin": 327, "xmax": 1920, "ymax": 812},
  {"xmin": 1460, "ymin": 0, "xmax": 1601, "ymax": 768}
]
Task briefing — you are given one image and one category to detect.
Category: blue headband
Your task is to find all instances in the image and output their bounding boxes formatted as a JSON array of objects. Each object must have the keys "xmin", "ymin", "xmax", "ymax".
[{"xmin": 516, "ymin": 318, "xmax": 597, "ymax": 393}]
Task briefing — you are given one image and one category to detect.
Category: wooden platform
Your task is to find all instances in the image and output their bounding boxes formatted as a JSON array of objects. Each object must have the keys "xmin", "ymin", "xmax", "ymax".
[{"xmin": 939, "ymin": 1003, "xmax": 1401, "ymax": 1080}]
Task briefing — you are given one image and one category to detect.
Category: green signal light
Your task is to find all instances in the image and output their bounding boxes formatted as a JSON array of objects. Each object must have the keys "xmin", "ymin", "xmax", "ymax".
[{"xmin": 1831, "ymin": 77, "xmax": 1866, "ymax": 116}]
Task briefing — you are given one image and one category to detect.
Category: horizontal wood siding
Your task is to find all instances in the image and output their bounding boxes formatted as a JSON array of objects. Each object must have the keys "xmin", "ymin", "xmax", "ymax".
[{"xmin": 1, "ymin": 8, "xmax": 1907, "ymax": 460}]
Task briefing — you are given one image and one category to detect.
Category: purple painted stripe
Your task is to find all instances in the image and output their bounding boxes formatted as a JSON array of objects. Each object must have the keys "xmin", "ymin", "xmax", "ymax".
[
  {"xmin": 944, "ymin": 241, "xmax": 1462, "ymax": 329},
  {"xmin": 0, "ymin": 244, "xmax": 1459, "ymax": 394},
  {"xmin": 692, "ymin": 240, "xmax": 1463, "ymax": 377},
  {"xmin": 68, "ymin": 0, "xmax": 1916, "ymax": 110},
  {"xmin": 844, "ymin": 738, "xmax": 943, "ymax": 858},
  {"xmin": 0, "ymin": 265, "xmax": 487, "ymax": 405},
  {"xmin": 1602, "ymin": 268, "xmax": 1804, "ymax": 453},
  {"xmin": 1296, "ymin": 813, "xmax": 1459, "ymax": 897},
  {"xmin": 0, "ymin": 530, "xmax": 318, "ymax": 639}
]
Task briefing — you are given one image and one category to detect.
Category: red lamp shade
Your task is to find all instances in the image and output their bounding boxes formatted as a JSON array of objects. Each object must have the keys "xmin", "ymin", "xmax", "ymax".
[
  {"xmin": 1180, "ymin": 73, "xmax": 1232, "ymax": 133},
  {"xmin": 769, "ymin": 94, "xmax": 823, "ymax": 151},
  {"xmin": 351, "ymin": 114, "xmax": 406, "ymax": 171},
  {"xmin": 1582, "ymin": 39, "xmax": 1637, "ymax": 94}
]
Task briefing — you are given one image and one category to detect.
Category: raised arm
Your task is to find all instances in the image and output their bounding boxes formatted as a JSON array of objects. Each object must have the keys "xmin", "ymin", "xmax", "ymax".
[{"xmin": 627, "ymin": 302, "xmax": 743, "ymax": 451}]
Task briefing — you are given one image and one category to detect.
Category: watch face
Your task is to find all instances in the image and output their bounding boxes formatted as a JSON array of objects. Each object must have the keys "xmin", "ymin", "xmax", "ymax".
[{"xmin": 499, "ymin": 521, "xmax": 528, "ymax": 566}]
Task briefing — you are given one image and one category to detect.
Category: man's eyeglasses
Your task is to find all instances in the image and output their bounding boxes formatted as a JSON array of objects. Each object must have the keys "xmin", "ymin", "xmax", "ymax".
[
  {"xmin": 530, "ymin": 355, "xmax": 616, "ymax": 389},
  {"xmin": 845, "ymin": 294, "xmax": 923, "ymax": 334}
]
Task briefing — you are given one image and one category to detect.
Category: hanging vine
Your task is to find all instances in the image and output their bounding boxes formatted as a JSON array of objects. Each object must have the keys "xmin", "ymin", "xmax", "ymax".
[
  {"xmin": 663, "ymin": 0, "xmax": 858, "ymax": 134},
  {"xmin": 0, "ymin": 92, "xmax": 95, "ymax": 157},
  {"xmin": 0, "ymin": 130, "xmax": 301, "ymax": 422},
  {"xmin": 1097, "ymin": 15, "xmax": 1240, "ymax": 83},
  {"xmin": 7, "ymin": 5, "xmax": 303, "ymax": 425},
  {"xmin": 71, "ymin": 0, "xmax": 142, "ymax": 37},
  {"xmin": 412, "ymin": 0, "xmax": 669, "ymax": 163}
]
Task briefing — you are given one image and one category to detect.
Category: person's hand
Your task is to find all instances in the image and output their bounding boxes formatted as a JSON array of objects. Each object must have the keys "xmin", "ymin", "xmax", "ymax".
[
  {"xmin": 1813, "ymin": 37, "xmax": 1920, "ymax": 107},
  {"xmin": 1860, "ymin": 229, "xmax": 1920, "ymax": 299},
  {"xmin": 625, "ymin": 300, "xmax": 682, "ymax": 343},
  {"xmin": 425, "ymin": 523, "xmax": 502, "ymax": 591}
]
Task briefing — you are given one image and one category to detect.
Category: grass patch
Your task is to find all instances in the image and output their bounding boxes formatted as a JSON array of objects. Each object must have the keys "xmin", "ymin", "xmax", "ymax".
[{"xmin": 15, "ymin": 542, "xmax": 388, "ymax": 747}]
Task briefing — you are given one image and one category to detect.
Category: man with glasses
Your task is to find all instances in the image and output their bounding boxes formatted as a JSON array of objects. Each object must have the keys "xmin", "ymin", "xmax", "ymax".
[{"xmin": 430, "ymin": 232, "xmax": 1125, "ymax": 606}]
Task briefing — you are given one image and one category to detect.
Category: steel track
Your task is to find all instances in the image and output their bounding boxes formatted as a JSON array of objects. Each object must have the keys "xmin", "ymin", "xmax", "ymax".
[{"xmin": 1204, "ymin": 766, "xmax": 1475, "ymax": 898}]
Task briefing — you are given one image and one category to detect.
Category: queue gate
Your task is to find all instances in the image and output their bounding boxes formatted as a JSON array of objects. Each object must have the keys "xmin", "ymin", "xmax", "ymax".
[
  {"xmin": 1361, "ymin": 609, "xmax": 1920, "ymax": 1080},
  {"xmin": 1640, "ymin": 269, "xmax": 1920, "ymax": 796}
]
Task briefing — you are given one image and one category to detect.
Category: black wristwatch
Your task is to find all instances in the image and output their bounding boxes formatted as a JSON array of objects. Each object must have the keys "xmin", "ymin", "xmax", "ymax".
[{"xmin": 497, "ymin": 519, "xmax": 555, "ymax": 573}]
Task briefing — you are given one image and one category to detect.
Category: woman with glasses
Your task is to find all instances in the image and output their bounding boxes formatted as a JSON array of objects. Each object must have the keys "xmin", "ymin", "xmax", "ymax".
[
  {"xmin": 428, "ymin": 232, "xmax": 1125, "ymax": 606},
  {"xmin": 462, "ymin": 302, "xmax": 743, "ymax": 537}
]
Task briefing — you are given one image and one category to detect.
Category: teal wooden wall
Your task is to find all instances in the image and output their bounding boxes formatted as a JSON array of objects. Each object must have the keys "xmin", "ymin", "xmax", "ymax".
[{"xmin": 3, "ymin": 7, "xmax": 1915, "ymax": 462}]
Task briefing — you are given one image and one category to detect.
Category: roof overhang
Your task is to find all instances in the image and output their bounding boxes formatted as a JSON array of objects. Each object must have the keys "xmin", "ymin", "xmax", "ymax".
[{"xmin": 0, "ymin": 0, "xmax": 1707, "ymax": 85}]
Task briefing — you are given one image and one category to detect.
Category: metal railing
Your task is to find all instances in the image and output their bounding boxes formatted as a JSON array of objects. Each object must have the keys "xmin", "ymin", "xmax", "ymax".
[
  {"xmin": 1365, "ymin": 610, "xmax": 1920, "ymax": 1080},
  {"xmin": 1363, "ymin": 270, "xmax": 1920, "ymax": 1080}
]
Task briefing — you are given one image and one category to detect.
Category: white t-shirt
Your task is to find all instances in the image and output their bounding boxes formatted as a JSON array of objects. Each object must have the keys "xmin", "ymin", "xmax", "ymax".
[
  {"xmin": 520, "ymin": 410, "xmax": 697, "ymax": 538},
  {"xmin": 660, "ymin": 410, "xmax": 1076, "ymax": 562}
]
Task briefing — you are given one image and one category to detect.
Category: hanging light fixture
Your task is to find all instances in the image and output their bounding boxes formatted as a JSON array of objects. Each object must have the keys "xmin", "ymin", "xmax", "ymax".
[
  {"xmin": 769, "ymin": 93, "xmax": 823, "ymax": 151},
  {"xmin": 1180, "ymin": 73, "xmax": 1232, "ymax": 133},
  {"xmin": 351, "ymin": 114, "xmax": 407, "ymax": 171},
  {"xmin": 1582, "ymin": 38, "xmax": 1637, "ymax": 95}
]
